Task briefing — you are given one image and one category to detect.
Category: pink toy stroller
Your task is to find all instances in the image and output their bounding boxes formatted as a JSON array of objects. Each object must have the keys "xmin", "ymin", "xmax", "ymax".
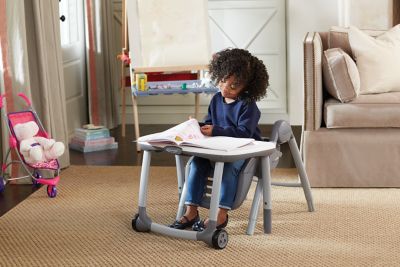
[{"xmin": 0, "ymin": 93, "xmax": 60, "ymax": 198}]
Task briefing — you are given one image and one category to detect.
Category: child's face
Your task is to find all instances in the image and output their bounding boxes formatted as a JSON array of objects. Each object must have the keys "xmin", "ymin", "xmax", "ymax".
[{"xmin": 218, "ymin": 76, "xmax": 245, "ymax": 99}]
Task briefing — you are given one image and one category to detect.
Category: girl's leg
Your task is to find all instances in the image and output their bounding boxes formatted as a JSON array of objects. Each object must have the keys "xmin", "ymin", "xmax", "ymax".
[
  {"xmin": 184, "ymin": 157, "xmax": 212, "ymax": 209},
  {"xmin": 195, "ymin": 159, "xmax": 245, "ymax": 228},
  {"xmin": 219, "ymin": 159, "xmax": 246, "ymax": 210},
  {"xmin": 170, "ymin": 157, "xmax": 211, "ymax": 229}
]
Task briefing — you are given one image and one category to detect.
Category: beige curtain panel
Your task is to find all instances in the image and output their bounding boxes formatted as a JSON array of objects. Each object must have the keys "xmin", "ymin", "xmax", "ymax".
[
  {"xmin": 85, "ymin": 0, "xmax": 119, "ymax": 129},
  {"xmin": 0, "ymin": 0, "xmax": 70, "ymax": 177}
]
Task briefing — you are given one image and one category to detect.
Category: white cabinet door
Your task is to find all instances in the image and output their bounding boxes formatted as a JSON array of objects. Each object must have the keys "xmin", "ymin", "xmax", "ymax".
[
  {"xmin": 207, "ymin": 0, "xmax": 287, "ymax": 123},
  {"xmin": 59, "ymin": 0, "xmax": 87, "ymax": 137}
]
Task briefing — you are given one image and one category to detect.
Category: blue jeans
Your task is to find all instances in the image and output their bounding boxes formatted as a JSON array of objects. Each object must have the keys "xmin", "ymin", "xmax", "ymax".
[{"xmin": 184, "ymin": 157, "xmax": 245, "ymax": 210}]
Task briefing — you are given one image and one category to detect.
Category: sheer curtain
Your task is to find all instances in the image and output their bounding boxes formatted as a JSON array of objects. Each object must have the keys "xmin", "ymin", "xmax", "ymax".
[
  {"xmin": 0, "ymin": 0, "xmax": 70, "ymax": 177},
  {"xmin": 85, "ymin": 0, "xmax": 119, "ymax": 128}
]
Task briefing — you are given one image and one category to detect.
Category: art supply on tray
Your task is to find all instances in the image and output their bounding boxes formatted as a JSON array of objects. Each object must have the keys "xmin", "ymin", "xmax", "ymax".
[{"xmin": 135, "ymin": 73, "xmax": 148, "ymax": 91}]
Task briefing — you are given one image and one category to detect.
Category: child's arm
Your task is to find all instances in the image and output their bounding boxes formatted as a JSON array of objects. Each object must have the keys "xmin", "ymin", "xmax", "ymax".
[{"xmin": 200, "ymin": 99, "xmax": 213, "ymax": 127}]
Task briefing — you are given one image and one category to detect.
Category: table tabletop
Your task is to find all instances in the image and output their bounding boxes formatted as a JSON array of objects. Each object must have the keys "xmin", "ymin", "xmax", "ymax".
[{"xmin": 138, "ymin": 140, "xmax": 276, "ymax": 162}]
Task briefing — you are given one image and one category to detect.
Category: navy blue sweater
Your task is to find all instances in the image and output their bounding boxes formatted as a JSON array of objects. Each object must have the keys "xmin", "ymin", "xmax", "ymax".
[{"xmin": 204, "ymin": 92, "xmax": 262, "ymax": 140}]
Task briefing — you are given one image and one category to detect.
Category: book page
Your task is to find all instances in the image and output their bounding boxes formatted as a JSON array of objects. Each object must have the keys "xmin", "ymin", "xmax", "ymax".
[
  {"xmin": 137, "ymin": 119, "xmax": 204, "ymax": 144},
  {"xmin": 137, "ymin": 119, "xmax": 255, "ymax": 151}
]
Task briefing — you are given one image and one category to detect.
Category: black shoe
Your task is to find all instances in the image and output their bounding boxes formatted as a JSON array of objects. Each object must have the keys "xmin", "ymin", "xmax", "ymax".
[
  {"xmin": 192, "ymin": 215, "xmax": 229, "ymax": 232},
  {"xmin": 192, "ymin": 220, "xmax": 205, "ymax": 232},
  {"xmin": 169, "ymin": 212, "xmax": 200, "ymax": 230}
]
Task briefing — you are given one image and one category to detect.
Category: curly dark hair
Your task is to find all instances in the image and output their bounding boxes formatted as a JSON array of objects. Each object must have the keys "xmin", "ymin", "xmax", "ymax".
[{"xmin": 209, "ymin": 48, "xmax": 269, "ymax": 103}]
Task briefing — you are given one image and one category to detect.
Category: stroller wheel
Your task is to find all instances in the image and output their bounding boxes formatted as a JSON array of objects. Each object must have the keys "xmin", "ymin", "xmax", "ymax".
[
  {"xmin": 32, "ymin": 171, "xmax": 42, "ymax": 188},
  {"xmin": 0, "ymin": 177, "xmax": 5, "ymax": 193},
  {"xmin": 47, "ymin": 185, "xmax": 57, "ymax": 198}
]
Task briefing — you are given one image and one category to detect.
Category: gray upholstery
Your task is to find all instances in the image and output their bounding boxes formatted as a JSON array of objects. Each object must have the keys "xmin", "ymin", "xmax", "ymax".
[{"xmin": 200, "ymin": 157, "xmax": 258, "ymax": 210}]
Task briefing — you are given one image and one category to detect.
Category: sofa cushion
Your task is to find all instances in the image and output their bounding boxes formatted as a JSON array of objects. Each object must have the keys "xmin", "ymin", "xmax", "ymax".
[
  {"xmin": 324, "ymin": 92, "xmax": 400, "ymax": 128},
  {"xmin": 349, "ymin": 25, "xmax": 400, "ymax": 94},
  {"xmin": 328, "ymin": 27, "xmax": 354, "ymax": 58},
  {"xmin": 322, "ymin": 48, "xmax": 360, "ymax": 102},
  {"xmin": 328, "ymin": 26, "xmax": 385, "ymax": 58}
]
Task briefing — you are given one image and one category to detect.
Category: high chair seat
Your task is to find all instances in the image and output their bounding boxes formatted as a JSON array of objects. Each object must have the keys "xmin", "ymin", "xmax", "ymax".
[
  {"xmin": 195, "ymin": 157, "xmax": 257, "ymax": 211},
  {"xmin": 177, "ymin": 120, "xmax": 314, "ymax": 235}
]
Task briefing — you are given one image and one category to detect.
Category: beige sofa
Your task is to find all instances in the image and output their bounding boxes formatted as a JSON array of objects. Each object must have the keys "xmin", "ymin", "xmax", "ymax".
[{"xmin": 303, "ymin": 30, "xmax": 400, "ymax": 187}]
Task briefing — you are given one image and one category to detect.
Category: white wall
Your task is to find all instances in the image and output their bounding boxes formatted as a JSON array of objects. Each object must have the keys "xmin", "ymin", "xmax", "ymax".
[
  {"xmin": 348, "ymin": 0, "xmax": 393, "ymax": 30},
  {"xmin": 286, "ymin": 0, "xmax": 341, "ymax": 125}
]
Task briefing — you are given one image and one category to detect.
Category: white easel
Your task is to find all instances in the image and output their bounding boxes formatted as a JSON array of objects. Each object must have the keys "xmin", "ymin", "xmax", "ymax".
[{"xmin": 123, "ymin": 0, "xmax": 214, "ymax": 152}]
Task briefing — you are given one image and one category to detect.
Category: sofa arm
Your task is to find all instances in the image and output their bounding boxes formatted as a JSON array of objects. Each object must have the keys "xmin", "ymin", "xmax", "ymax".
[{"xmin": 303, "ymin": 32, "xmax": 324, "ymax": 131}]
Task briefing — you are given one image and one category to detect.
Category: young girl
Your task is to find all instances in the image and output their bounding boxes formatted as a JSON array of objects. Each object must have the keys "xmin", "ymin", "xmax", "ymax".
[{"xmin": 170, "ymin": 48, "xmax": 269, "ymax": 231}]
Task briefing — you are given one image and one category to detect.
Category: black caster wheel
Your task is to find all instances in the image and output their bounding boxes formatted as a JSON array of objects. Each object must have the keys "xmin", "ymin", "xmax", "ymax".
[
  {"xmin": 131, "ymin": 213, "xmax": 150, "ymax": 232},
  {"xmin": 131, "ymin": 213, "xmax": 140, "ymax": 232},
  {"xmin": 212, "ymin": 229, "xmax": 228, "ymax": 249}
]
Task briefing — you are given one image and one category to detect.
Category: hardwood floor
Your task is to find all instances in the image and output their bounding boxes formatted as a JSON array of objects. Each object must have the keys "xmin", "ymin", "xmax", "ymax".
[
  {"xmin": 69, "ymin": 124, "xmax": 177, "ymax": 167},
  {"xmin": 0, "ymin": 124, "xmax": 301, "ymax": 217}
]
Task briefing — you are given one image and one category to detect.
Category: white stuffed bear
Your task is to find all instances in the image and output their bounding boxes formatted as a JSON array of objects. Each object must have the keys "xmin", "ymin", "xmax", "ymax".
[{"xmin": 13, "ymin": 121, "xmax": 65, "ymax": 164}]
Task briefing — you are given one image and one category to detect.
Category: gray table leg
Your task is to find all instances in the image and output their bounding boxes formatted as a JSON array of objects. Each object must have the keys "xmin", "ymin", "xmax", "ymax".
[
  {"xmin": 176, "ymin": 157, "xmax": 193, "ymax": 220},
  {"xmin": 288, "ymin": 137, "xmax": 315, "ymax": 212},
  {"xmin": 197, "ymin": 161, "xmax": 225, "ymax": 246},
  {"xmin": 208, "ymin": 161, "xmax": 224, "ymax": 230},
  {"xmin": 176, "ymin": 182, "xmax": 187, "ymax": 220},
  {"xmin": 246, "ymin": 179, "xmax": 262, "ymax": 235},
  {"xmin": 136, "ymin": 150, "xmax": 152, "ymax": 231},
  {"xmin": 175, "ymin": 155, "xmax": 185, "ymax": 200},
  {"xmin": 260, "ymin": 156, "xmax": 272, "ymax": 234},
  {"xmin": 138, "ymin": 150, "xmax": 152, "ymax": 209}
]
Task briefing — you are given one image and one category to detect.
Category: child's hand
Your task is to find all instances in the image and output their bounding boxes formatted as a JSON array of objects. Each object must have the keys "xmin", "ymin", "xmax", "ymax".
[{"xmin": 200, "ymin": 125, "xmax": 213, "ymax": 136}]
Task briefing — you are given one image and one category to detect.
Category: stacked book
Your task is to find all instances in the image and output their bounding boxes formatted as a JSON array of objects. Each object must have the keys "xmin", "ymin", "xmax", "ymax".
[{"xmin": 69, "ymin": 127, "xmax": 118, "ymax": 153}]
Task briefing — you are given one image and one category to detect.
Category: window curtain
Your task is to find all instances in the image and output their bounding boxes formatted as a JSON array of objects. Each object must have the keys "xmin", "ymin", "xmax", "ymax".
[
  {"xmin": 85, "ymin": 0, "xmax": 119, "ymax": 129},
  {"xmin": 0, "ymin": 0, "xmax": 70, "ymax": 179}
]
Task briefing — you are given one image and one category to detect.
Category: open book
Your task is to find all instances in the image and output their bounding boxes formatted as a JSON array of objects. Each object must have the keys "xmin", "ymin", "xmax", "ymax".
[{"xmin": 137, "ymin": 119, "xmax": 255, "ymax": 151}]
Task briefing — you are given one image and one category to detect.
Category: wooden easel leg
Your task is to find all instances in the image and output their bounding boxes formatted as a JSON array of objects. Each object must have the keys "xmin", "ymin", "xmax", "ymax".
[
  {"xmin": 194, "ymin": 70, "xmax": 203, "ymax": 120},
  {"xmin": 194, "ymin": 93, "xmax": 200, "ymax": 120},
  {"xmin": 132, "ymin": 95, "xmax": 140, "ymax": 152}
]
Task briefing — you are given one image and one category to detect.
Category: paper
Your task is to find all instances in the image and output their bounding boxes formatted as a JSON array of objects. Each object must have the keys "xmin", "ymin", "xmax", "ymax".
[
  {"xmin": 127, "ymin": 0, "xmax": 211, "ymax": 68},
  {"xmin": 137, "ymin": 119, "xmax": 255, "ymax": 151}
]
